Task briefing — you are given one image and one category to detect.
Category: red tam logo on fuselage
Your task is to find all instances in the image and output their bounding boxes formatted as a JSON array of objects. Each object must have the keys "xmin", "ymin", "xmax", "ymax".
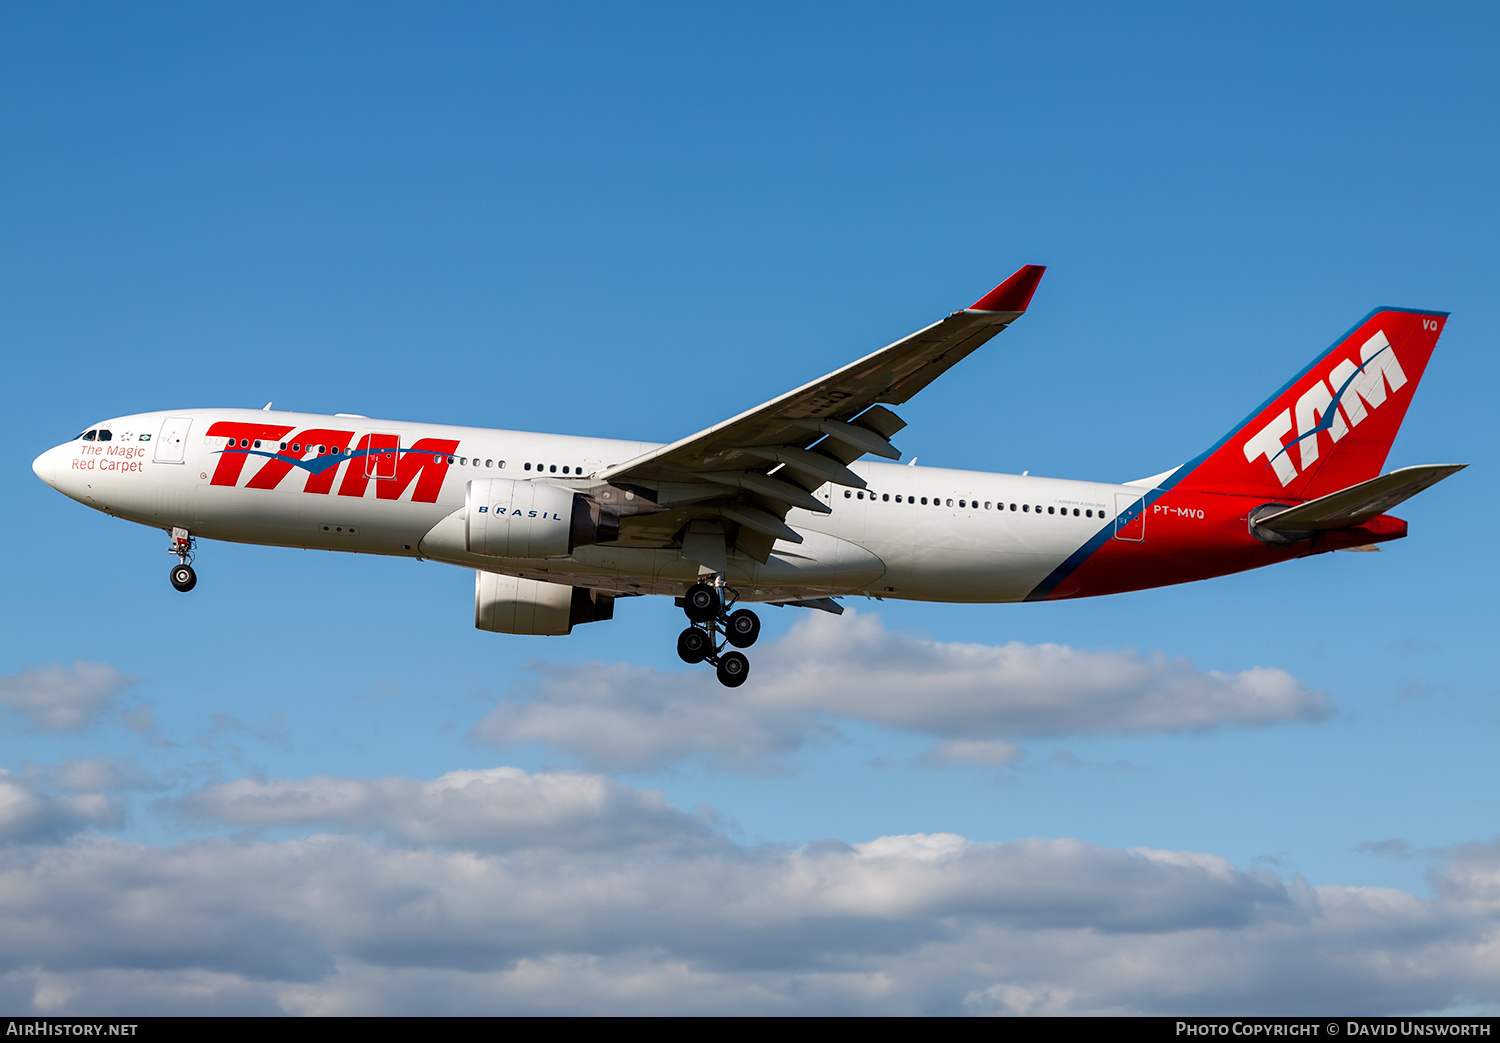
[{"xmin": 204, "ymin": 422, "xmax": 459, "ymax": 503}]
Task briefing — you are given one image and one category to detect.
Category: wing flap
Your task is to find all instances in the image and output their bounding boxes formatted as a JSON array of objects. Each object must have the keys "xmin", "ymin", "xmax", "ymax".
[{"xmin": 770, "ymin": 597, "xmax": 845, "ymax": 615}]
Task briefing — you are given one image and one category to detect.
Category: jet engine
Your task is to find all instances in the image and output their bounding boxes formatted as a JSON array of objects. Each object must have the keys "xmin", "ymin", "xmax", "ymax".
[
  {"xmin": 465, "ymin": 478, "xmax": 619, "ymax": 558},
  {"xmin": 474, "ymin": 571, "xmax": 614, "ymax": 636}
]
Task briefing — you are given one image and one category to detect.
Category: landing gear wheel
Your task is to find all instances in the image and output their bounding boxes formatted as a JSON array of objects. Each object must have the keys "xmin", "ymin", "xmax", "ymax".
[
  {"xmin": 684, "ymin": 582, "xmax": 721, "ymax": 623},
  {"xmin": 725, "ymin": 609, "xmax": 761, "ymax": 649},
  {"xmin": 170, "ymin": 563, "xmax": 197, "ymax": 592},
  {"xmin": 716, "ymin": 651, "xmax": 750, "ymax": 688},
  {"xmin": 677, "ymin": 627, "xmax": 711, "ymax": 664}
]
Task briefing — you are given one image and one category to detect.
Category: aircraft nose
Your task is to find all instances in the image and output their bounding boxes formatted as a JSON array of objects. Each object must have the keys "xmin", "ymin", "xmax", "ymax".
[{"xmin": 32, "ymin": 445, "xmax": 65, "ymax": 489}]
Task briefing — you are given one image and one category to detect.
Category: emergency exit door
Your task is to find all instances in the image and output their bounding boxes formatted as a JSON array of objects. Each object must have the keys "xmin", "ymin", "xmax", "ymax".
[{"xmin": 363, "ymin": 433, "xmax": 400, "ymax": 480}]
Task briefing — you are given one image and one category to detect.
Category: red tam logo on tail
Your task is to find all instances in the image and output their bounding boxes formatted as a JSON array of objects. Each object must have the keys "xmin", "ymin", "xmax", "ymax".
[
  {"xmin": 1241, "ymin": 328, "xmax": 1409, "ymax": 486},
  {"xmin": 1174, "ymin": 309, "xmax": 1445, "ymax": 501}
]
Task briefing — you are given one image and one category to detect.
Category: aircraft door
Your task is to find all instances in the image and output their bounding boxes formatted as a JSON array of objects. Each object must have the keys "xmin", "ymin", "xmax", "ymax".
[
  {"xmin": 1113, "ymin": 492, "xmax": 1146, "ymax": 541},
  {"xmin": 363, "ymin": 433, "xmax": 400, "ymax": 480},
  {"xmin": 154, "ymin": 417, "xmax": 192, "ymax": 464}
]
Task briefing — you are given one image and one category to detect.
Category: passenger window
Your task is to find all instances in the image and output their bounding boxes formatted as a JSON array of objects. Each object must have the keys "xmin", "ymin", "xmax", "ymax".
[
  {"xmin": 920, "ymin": 497, "xmax": 928, "ymax": 505},
  {"xmin": 845, "ymin": 490, "xmax": 852, "ymax": 498},
  {"xmin": 1048, "ymin": 506, "xmax": 1054, "ymax": 514},
  {"xmin": 486, "ymin": 459, "xmax": 493, "ymax": 468},
  {"xmin": 895, "ymin": 495, "xmax": 902, "ymax": 502},
  {"xmin": 499, "ymin": 461, "xmax": 506, "ymax": 469},
  {"xmin": 434, "ymin": 455, "xmax": 443, "ymax": 463},
  {"xmin": 293, "ymin": 443, "xmax": 302, "ymax": 452},
  {"xmin": 550, "ymin": 465, "xmax": 557, "ymax": 473},
  {"xmin": 279, "ymin": 442, "xmax": 287, "ymax": 450},
  {"xmin": 1100, "ymin": 511, "xmax": 1108, "ymax": 520},
  {"xmin": 1023, "ymin": 504, "xmax": 1029, "ymax": 512},
  {"xmin": 1010, "ymin": 503, "xmax": 1016, "ymax": 511},
  {"xmin": 446, "ymin": 456, "xmax": 455, "ymax": 465},
  {"xmin": 882, "ymin": 493, "xmax": 889, "ymax": 502},
  {"xmin": 562, "ymin": 466, "xmax": 570, "ymax": 474},
  {"xmin": 857, "ymin": 491, "xmax": 864, "ymax": 499},
  {"xmin": 525, "ymin": 463, "xmax": 532, "ymax": 471},
  {"xmin": 985, "ymin": 502, "xmax": 991, "ymax": 509},
  {"xmin": 1074, "ymin": 508, "xmax": 1080, "ymax": 516},
  {"xmin": 1086, "ymin": 509, "xmax": 1093, "ymax": 518}
]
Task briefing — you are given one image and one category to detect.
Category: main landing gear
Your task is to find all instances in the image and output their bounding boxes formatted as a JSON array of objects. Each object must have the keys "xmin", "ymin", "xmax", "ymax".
[
  {"xmin": 168, "ymin": 526, "xmax": 197, "ymax": 592},
  {"xmin": 676, "ymin": 579, "xmax": 760, "ymax": 688}
]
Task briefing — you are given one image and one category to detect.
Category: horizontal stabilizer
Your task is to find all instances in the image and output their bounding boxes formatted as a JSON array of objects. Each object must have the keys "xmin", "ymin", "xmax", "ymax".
[{"xmin": 1256, "ymin": 463, "xmax": 1466, "ymax": 533}]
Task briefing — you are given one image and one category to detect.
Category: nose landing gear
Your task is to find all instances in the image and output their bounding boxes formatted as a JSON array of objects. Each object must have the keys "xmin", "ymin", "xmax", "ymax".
[
  {"xmin": 676, "ymin": 579, "xmax": 759, "ymax": 687},
  {"xmin": 167, "ymin": 527, "xmax": 197, "ymax": 592}
]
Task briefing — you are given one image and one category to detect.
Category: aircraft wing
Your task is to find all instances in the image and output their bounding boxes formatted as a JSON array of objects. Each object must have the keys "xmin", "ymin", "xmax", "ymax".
[
  {"xmin": 596, "ymin": 265, "xmax": 1045, "ymax": 564},
  {"xmin": 1255, "ymin": 463, "xmax": 1467, "ymax": 533}
]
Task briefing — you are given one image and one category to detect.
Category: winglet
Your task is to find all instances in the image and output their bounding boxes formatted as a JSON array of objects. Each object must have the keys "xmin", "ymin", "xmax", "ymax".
[{"xmin": 968, "ymin": 264, "xmax": 1046, "ymax": 313}]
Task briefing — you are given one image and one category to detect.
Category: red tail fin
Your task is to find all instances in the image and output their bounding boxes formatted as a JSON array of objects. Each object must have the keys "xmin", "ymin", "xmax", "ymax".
[{"xmin": 1173, "ymin": 308, "xmax": 1447, "ymax": 500}]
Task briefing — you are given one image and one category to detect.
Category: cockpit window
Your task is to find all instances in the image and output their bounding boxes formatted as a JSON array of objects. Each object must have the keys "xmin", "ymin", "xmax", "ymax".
[
  {"xmin": 97, "ymin": 430, "xmax": 112, "ymax": 442},
  {"xmin": 81, "ymin": 430, "xmax": 97, "ymax": 441}
]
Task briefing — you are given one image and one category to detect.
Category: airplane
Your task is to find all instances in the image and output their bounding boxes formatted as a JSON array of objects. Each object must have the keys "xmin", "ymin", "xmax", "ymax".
[{"xmin": 31, "ymin": 265, "xmax": 1464, "ymax": 687}]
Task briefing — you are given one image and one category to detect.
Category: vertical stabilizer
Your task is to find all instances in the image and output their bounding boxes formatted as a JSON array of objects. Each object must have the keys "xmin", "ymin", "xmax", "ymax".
[{"xmin": 1171, "ymin": 308, "xmax": 1447, "ymax": 500}]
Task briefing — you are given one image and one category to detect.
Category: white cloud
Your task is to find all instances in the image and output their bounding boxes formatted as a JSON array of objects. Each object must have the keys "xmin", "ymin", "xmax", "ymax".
[
  {"xmin": 0, "ymin": 771, "xmax": 122, "ymax": 844},
  {"xmin": 475, "ymin": 662, "xmax": 826, "ymax": 773},
  {"xmin": 28, "ymin": 757, "xmax": 161, "ymax": 793},
  {"xmin": 174, "ymin": 768, "xmax": 716, "ymax": 853},
  {"xmin": 0, "ymin": 782, "xmax": 1497, "ymax": 1015},
  {"xmin": 0, "ymin": 662, "xmax": 136, "ymax": 732},
  {"xmin": 760, "ymin": 612, "xmax": 1330, "ymax": 735},
  {"xmin": 1356, "ymin": 839, "xmax": 1415, "ymax": 859},
  {"xmin": 918, "ymin": 739, "xmax": 1024, "ymax": 768},
  {"xmin": 476, "ymin": 612, "xmax": 1330, "ymax": 771},
  {"xmin": 1431, "ymin": 838, "xmax": 1500, "ymax": 914}
]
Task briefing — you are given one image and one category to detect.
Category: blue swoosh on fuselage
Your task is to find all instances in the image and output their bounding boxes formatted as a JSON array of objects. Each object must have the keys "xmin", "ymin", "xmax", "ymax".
[{"xmin": 212, "ymin": 445, "xmax": 439, "ymax": 476}]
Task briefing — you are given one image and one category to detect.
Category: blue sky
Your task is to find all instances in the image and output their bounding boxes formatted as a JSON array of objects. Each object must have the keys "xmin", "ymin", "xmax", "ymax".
[{"xmin": 2, "ymin": 2, "xmax": 1498, "ymax": 1015}]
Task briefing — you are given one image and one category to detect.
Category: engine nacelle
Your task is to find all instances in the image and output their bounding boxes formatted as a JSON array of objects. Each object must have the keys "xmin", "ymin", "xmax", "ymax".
[
  {"xmin": 465, "ymin": 478, "xmax": 619, "ymax": 558},
  {"xmin": 474, "ymin": 571, "xmax": 614, "ymax": 636}
]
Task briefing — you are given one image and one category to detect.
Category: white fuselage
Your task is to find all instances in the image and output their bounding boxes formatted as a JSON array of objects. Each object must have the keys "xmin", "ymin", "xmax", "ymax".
[{"xmin": 33, "ymin": 407, "xmax": 1142, "ymax": 605}]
